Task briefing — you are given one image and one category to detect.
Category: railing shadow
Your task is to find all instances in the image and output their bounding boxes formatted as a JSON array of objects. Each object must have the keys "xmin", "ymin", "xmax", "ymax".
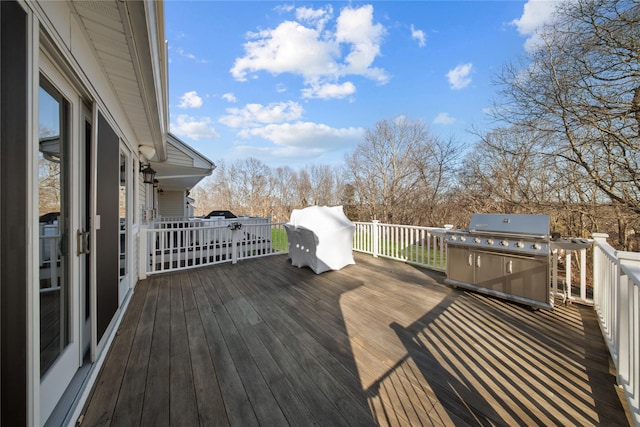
[{"xmin": 364, "ymin": 289, "xmax": 628, "ymax": 425}]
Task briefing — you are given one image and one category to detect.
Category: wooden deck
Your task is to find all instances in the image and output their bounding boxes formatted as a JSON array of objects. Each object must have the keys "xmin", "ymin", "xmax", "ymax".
[{"xmin": 79, "ymin": 253, "xmax": 630, "ymax": 426}]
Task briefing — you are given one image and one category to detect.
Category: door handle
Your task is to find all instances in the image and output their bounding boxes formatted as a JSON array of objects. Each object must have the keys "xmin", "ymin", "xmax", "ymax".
[
  {"xmin": 506, "ymin": 260, "xmax": 513, "ymax": 274},
  {"xmin": 77, "ymin": 229, "xmax": 90, "ymax": 255},
  {"xmin": 467, "ymin": 253, "xmax": 473, "ymax": 266},
  {"xmin": 476, "ymin": 255, "xmax": 481, "ymax": 268}
]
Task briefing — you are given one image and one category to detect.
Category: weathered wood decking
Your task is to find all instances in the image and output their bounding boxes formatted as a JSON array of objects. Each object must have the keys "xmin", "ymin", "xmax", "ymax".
[{"xmin": 80, "ymin": 253, "xmax": 630, "ymax": 426}]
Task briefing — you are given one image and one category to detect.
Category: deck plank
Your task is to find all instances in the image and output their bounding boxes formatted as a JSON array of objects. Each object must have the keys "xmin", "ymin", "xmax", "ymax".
[
  {"xmin": 80, "ymin": 280, "xmax": 150, "ymax": 427},
  {"xmin": 139, "ymin": 274, "xmax": 170, "ymax": 427},
  {"xmin": 80, "ymin": 253, "xmax": 630, "ymax": 426},
  {"xmin": 168, "ymin": 273, "xmax": 199, "ymax": 426},
  {"xmin": 111, "ymin": 278, "xmax": 158, "ymax": 426},
  {"xmin": 197, "ymin": 268, "xmax": 260, "ymax": 427},
  {"xmin": 186, "ymin": 270, "xmax": 229, "ymax": 426}
]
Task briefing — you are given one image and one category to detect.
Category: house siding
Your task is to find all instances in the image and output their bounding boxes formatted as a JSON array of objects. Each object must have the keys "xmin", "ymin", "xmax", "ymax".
[
  {"xmin": 158, "ymin": 190, "xmax": 186, "ymax": 218},
  {"xmin": 166, "ymin": 143, "xmax": 193, "ymax": 167}
]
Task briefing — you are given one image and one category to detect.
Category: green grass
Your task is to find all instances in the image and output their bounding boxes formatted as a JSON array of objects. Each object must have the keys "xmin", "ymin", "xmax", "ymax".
[{"xmin": 270, "ymin": 227, "xmax": 289, "ymax": 252}]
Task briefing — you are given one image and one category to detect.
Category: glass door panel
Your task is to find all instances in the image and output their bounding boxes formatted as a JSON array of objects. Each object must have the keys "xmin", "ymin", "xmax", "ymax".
[{"xmin": 38, "ymin": 78, "xmax": 70, "ymax": 377}]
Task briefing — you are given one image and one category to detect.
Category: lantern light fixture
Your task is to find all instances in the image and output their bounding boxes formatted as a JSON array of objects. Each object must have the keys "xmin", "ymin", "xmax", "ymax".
[{"xmin": 140, "ymin": 163, "xmax": 156, "ymax": 184}]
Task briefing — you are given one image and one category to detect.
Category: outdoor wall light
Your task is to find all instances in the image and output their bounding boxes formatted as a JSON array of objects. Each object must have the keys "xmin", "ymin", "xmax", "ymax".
[{"xmin": 140, "ymin": 163, "xmax": 156, "ymax": 184}]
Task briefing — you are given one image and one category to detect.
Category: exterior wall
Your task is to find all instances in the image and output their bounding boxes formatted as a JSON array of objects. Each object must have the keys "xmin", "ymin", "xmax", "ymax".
[
  {"xmin": 166, "ymin": 143, "xmax": 193, "ymax": 167},
  {"xmin": 0, "ymin": 1, "xmax": 208, "ymax": 425},
  {"xmin": 158, "ymin": 190, "xmax": 186, "ymax": 218},
  {"xmin": 0, "ymin": 1, "xmax": 159, "ymax": 425}
]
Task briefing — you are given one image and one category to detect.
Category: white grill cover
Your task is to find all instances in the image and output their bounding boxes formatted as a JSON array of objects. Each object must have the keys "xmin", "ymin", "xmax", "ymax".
[{"xmin": 285, "ymin": 205, "xmax": 355, "ymax": 274}]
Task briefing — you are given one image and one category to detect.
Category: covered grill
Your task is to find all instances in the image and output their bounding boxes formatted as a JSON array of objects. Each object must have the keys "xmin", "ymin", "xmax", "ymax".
[{"xmin": 445, "ymin": 213, "xmax": 589, "ymax": 310}]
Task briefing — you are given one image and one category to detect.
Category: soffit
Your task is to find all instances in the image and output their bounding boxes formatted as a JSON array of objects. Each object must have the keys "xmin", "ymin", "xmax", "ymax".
[{"xmin": 70, "ymin": 0, "xmax": 165, "ymax": 159}]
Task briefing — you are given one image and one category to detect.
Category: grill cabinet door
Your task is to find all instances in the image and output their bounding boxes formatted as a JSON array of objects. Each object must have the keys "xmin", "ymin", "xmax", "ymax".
[
  {"xmin": 504, "ymin": 254, "xmax": 549, "ymax": 305},
  {"xmin": 447, "ymin": 245, "xmax": 474, "ymax": 284},
  {"xmin": 474, "ymin": 250, "xmax": 507, "ymax": 291}
]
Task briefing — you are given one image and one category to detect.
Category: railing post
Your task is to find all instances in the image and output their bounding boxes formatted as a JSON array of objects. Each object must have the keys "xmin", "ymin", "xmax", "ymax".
[
  {"xmin": 138, "ymin": 224, "xmax": 148, "ymax": 280},
  {"xmin": 552, "ymin": 249, "xmax": 559, "ymax": 303},
  {"xmin": 231, "ymin": 227, "xmax": 239, "ymax": 264},
  {"xmin": 566, "ymin": 251, "xmax": 572, "ymax": 299},
  {"xmin": 580, "ymin": 248, "xmax": 587, "ymax": 301},
  {"xmin": 372, "ymin": 220, "xmax": 379, "ymax": 258},
  {"xmin": 592, "ymin": 233, "xmax": 609, "ymax": 299}
]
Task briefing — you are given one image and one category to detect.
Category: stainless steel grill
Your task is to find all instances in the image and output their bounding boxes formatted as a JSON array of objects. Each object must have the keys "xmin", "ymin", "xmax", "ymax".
[
  {"xmin": 445, "ymin": 214, "xmax": 559, "ymax": 309},
  {"xmin": 445, "ymin": 213, "xmax": 592, "ymax": 309}
]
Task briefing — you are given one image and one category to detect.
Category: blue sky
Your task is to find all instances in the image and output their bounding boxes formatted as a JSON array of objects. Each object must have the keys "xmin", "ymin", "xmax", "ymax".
[{"xmin": 165, "ymin": 1, "xmax": 557, "ymax": 169}]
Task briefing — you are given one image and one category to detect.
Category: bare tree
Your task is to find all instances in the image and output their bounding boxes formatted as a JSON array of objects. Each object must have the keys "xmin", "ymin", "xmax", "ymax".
[
  {"xmin": 231, "ymin": 157, "xmax": 273, "ymax": 217},
  {"xmin": 294, "ymin": 169, "xmax": 312, "ymax": 207},
  {"xmin": 270, "ymin": 165, "xmax": 297, "ymax": 222},
  {"xmin": 494, "ymin": 0, "xmax": 640, "ymax": 215},
  {"xmin": 346, "ymin": 116, "xmax": 454, "ymax": 224}
]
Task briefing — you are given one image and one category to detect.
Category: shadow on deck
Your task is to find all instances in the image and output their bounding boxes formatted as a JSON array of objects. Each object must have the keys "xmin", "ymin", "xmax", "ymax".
[{"xmin": 80, "ymin": 253, "xmax": 629, "ymax": 426}]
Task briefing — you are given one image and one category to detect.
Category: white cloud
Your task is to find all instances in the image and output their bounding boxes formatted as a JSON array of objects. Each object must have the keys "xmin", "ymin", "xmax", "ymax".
[
  {"xmin": 222, "ymin": 93, "xmax": 237, "ymax": 103},
  {"xmin": 229, "ymin": 4, "xmax": 388, "ymax": 99},
  {"xmin": 447, "ymin": 63, "xmax": 473, "ymax": 90},
  {"xmin": 176, "ymin": 48, "xmax": 207, "ymax": 63},
  {"xmin": 170, "ymin": 115, "xmax": 219, "ymax": 140},
  {"xmin": 301, "ymin": 81, "xmax": 356, "ymax": 99},
  {"xmin": 178, "ymin": 91, "xmax": 203, "ymax": 109},
  {"xmin": 230, "ymin": 20, "xmax": 339, "ymax": 81},
  {"xmin": 411, "ymin": 24, "xmax": 426, "ymax": 48},
  {"xmin": 295, "ymin": 5, "xmax": 333, "ymax": 31},
  {"xmin": 219, "ymin": 101, "xmax": 304, "ymax": 128},
  {"xmin": 235, "ymin": 121, "xmax": 364, "ymax": 157},
  {"xmin": 433, "ymin": 112, "xmax": 456, "ymax": 125},
  {"xmin": 511, "ymin": 0, "xmax": 559, "ymax": 52},
  {"xmin": 335, "ymin": 5, "xmax": 388, "ymax": 83}
]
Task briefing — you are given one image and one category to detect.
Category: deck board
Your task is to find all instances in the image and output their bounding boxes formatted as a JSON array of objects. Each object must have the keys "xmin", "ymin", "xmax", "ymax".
[{"xmin": 80, "ymin": 253, "xmax": 630, "ymax": 426}]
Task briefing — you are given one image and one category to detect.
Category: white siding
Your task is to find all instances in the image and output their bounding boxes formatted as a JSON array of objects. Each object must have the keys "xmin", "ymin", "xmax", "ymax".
[
  {"xmin": 158, "ymin": 190, "xmax": 185, "ymax": 217},
  {"xmin": 166, "ymin": 143, "xmax": 192, "ymax": 167}
]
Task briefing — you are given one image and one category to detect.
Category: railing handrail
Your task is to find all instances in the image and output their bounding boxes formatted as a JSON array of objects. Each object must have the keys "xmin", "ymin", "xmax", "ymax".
[
  {"xmin": 617, "ymin": 251, "xmax": 640, "ymax": 285},
  {"xmin": 353, "ymin": 220, "xmax": 447, "ymax": 231}
]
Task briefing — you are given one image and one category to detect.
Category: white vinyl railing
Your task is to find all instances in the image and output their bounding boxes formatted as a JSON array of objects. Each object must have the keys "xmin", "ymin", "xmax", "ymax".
[
  {"xmin": 352, "ymin": 221, "xmax": 448, "ymax": 272},
  {"xmin": 138, "ymin": 220, "xmax": 288, "ymax": 277},
  {"xmin": 551, "ymin": 247, "xmax": 592, "ymax": 306},
  {"xmin": 592, "ymin": 233, "xmax": 640, "ymax": 426}
]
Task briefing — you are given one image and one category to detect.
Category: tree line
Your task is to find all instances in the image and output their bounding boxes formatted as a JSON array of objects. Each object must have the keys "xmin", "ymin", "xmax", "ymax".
[{"xmin": 193, "ymin": 0, "xmax": 639, "ymax": 251}]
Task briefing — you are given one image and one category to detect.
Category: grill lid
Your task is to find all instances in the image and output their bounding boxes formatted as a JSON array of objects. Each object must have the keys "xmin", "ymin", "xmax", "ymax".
[{"xmin": 468, "ymin": 213, "xmax": 550, "ymax": 238}]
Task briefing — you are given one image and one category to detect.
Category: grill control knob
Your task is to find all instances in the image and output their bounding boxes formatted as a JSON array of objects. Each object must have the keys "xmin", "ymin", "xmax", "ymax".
[
  {"xmin": 460, "ymin": 236, "xmax": 466, "ymax": 242},
  {"xmin": 450, "ymin": 235, "xmax": 457, "ymax": 241},
  {"xmin": 516, "ymin": 242, "xmax": 524, "ymax": 248},
  {"xmin": 486, "ymin": 239, "xmax": 494, "ymax": 245},
  {"xmin": 501, "ymin": 240, "xmax": 509, "ymax": 246},
  {"xmin": 474, "ymin": 237, "xmax": 481, "ymax": 244},
  {"xmin": 532, "ymin": 243, "xmax": 541, "ymax": 250}
]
